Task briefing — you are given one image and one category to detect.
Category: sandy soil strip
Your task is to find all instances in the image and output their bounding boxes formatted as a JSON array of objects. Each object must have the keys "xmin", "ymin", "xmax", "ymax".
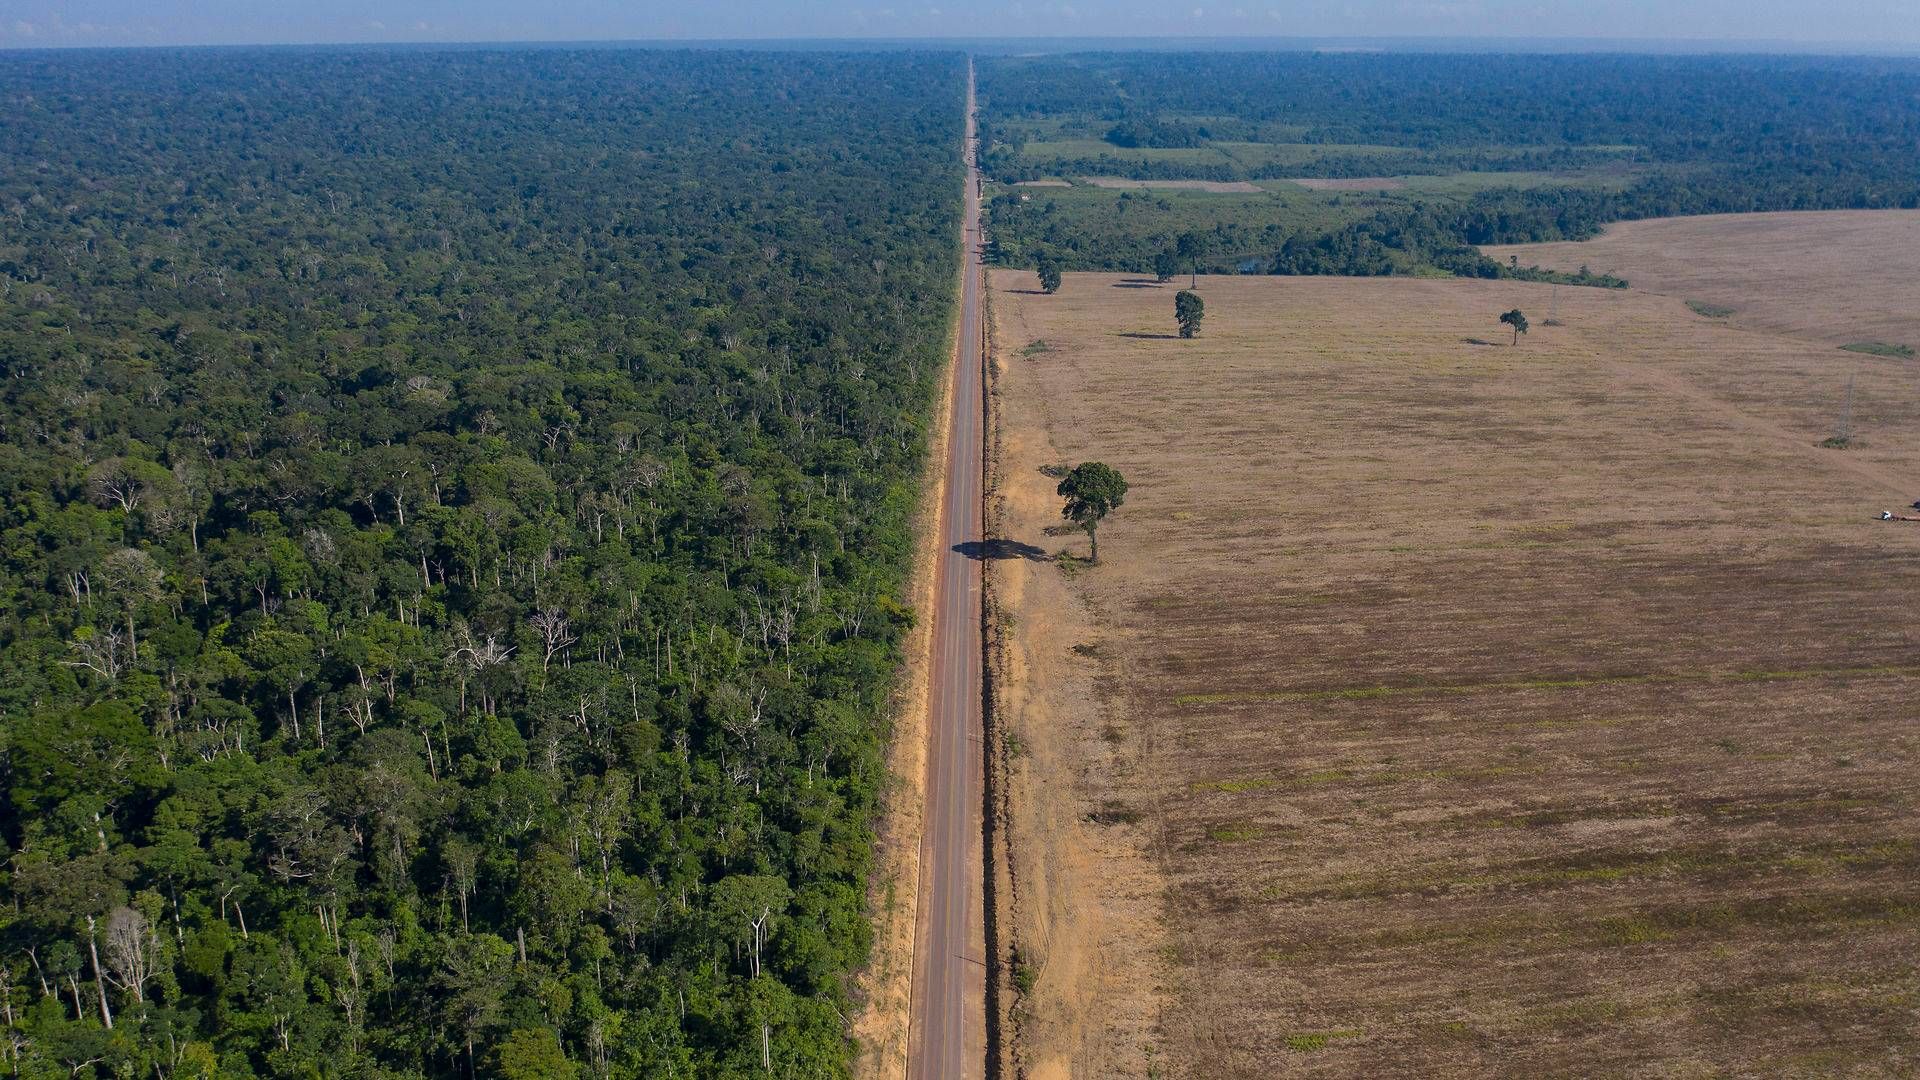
[
  {"xmin": 987, "ymin": 270, "xmax": 1174, "ymax": 1080},
  {"xmin": 851, "ymin": 201, "xmax": 965, "ymax": 1080}
]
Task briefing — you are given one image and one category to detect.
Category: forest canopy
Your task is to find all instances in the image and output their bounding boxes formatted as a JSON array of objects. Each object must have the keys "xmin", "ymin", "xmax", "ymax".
[
  {"xmin": 0, "ymin": 46, "xmax": 963, "ymax": 1078},
  {"xmin": 978, "ymin": 51, "xmax": 1920, "ymax": 276}
]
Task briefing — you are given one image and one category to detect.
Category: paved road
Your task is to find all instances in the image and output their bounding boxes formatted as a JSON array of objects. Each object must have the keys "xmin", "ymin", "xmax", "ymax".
[{"xmin": 908, "ymin": 60, "xmax": 986, "ymax": 1080}]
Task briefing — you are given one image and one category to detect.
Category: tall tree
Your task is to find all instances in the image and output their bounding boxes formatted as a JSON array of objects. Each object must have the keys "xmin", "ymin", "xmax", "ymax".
[
  {"xmin": 1153, "ymin": 249, "xmax": 1179, "ymax": 284},
  {"xmin": 1036, "ymin": 258, "xmax": 1063, "ymax": 294},
  {"xmin": 1176, "ymin": 231, "xmax": 1211, "ymax": 288},
  {"xmin": 1500, "ymin": 308, "xmax": 1530, "ymax": 345},
  {"xmin": 1176, "ymin": 290, "xmax": 1206, "ymax": 339},
  {"xmin": 1056, "ymin": 462, "xmax": 1129, "ymax": 563}
]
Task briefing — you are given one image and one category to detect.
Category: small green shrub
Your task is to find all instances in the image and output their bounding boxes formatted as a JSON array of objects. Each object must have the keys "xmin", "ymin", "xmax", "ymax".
[{"xmin": 1840, "ymin": 341, "xmax": 1913, "ymax": 359}]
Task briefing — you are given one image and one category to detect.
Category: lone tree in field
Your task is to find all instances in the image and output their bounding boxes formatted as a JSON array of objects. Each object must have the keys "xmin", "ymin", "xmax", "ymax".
[
  {"xmin": 1176, "ymin": 230, "xmax": 1211, "ymax": 288},
  {"xmin": 1036, "ymin": 258, "xmax": 1062, "ymax": 295},
  {"xmin": 1057, "ymin": 462, "xmax": 1128, "ymax": 563},
  {"xmin": 1153, "ymin": 249, "xmax": 1179, "ymax": 283},
  {"xmin": 1500, "ymin": 308, "xmax": 1529, "ymax": 345},
  {"xmin": 1175, "ymin": 290, "xmax": 1205, "ymax": 338}
]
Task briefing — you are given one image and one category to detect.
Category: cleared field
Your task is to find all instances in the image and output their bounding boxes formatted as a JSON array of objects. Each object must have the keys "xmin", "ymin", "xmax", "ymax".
[
  {"xmin": 1285, "ymin": 177, "xmax": 1407, "ymax": 192},
  {"xmin": 1080, "ymin": 177, "xmax": 1265, "ymax": 193},
  {"xmin": 1485, "ymin": 210, "xmax": 1920, "ymax": 349},
  {"xmin": 1276, "ymin": 169, "xmax": 1640, "ymax": 197},
  {"xmin": 990, "ymin": 270, "xmax": 1920, "ymax": 1077},
  {"xmin": 1017, "ymin": 138, "xmax": 1413, "ymax": 172}
]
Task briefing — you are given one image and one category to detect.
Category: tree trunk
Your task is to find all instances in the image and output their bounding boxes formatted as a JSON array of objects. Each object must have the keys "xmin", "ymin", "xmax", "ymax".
[
  {"xmin": 1088, "ymin": 522, "xmax": 1099, "ymax": 563},
  {"xmin": 85, "ymin": 920, "xmax": 113, "ymax": 1030}
]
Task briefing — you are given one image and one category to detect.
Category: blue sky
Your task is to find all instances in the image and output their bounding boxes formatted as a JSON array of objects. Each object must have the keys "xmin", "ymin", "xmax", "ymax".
[{"xmin": 2, "ymin": 1, "xmax": 1917, "ymax": 48}]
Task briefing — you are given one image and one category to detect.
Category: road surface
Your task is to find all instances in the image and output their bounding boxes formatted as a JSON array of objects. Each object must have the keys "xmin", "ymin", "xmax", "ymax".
[{"xmin": 907, "ymin": 60, "xmax": 986, "ymax": 1080}]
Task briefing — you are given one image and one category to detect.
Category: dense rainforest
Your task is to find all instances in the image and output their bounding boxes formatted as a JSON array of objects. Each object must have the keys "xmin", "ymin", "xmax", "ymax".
[
  {"xmin": 0, "ymin": 46, "xmax": 963, "ymax": 1078},
  {"xmin": 978, "ymin": 52, "xmax": 1920, "ymax": 275}
]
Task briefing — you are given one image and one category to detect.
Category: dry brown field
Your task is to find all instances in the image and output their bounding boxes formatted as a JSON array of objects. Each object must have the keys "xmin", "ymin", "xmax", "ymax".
[
  {"xmin": 987, "ymin": 266, "xmax": 1920, "ymax": 1078},
  {"xmin": 1485, "ymin": 210, "xmax": 1920, "ymax": 351}
]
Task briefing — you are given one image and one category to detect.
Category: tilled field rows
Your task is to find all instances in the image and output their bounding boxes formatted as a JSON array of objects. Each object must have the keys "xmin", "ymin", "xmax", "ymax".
[{"xmin": 994, "ymin": 270, "xmax": 1920, "ymax": 1078}]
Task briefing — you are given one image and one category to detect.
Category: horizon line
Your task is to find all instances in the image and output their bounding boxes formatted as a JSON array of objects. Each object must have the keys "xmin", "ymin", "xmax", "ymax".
[{"xmin": 2, "ymin": 32, "xmax": 1920, "ymax": 57}]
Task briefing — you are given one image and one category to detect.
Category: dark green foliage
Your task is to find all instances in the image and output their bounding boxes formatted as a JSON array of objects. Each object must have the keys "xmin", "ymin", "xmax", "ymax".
[
  {"xmin": 1104, "ymin": 118, "xmax": 1209, "ymax": 149},
  {"xmin": 1839, "ymin": 342, "xmax": 1913, "ymax": 359},
  {"xmin": 0, "ymin": 46, "xmax": 964, "ymax": 1078},
  {"xmin": 1056, "ymin": 463, "xmax": 1129, "ymax": 563},
  {"xmin": 1153, "ymin": 250, "xmax": 1180, "ymax": 284},
  {"xmin": 1500, "ymin": 309, "xmax": 1530, "ymax": 345},
  {"xmin": 1036, "ymin": 259, "xmax": 1063, "ymax": 294},
  {"xmin": 980, "ymin": 51, "xmax": 1920, "ymax": 278},
  {"xmin": 1176, "ymin": 292, "xmax": 1206, "ymax": 340}
]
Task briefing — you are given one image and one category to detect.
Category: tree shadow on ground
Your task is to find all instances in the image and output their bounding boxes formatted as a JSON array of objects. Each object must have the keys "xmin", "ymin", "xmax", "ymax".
[
  {"xmin": 1118, "ymin": 332, "xmax": 1180, "ymax": 339},
  {"xmin": 1113, "ymin": 279, "xmax": 1165, "ymax": 289},
  {"xmin": 954, "ymin": 538, "xmax": 1051, "ymax": 561},
  {"xmin": 1007, "ymin": 289, "xmax": 1050, "ymax": 296}
]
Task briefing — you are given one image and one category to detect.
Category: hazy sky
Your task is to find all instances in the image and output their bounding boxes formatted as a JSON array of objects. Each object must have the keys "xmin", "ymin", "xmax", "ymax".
[{"xmin": 2, "ymin": 0, "xmax": 1917, "ymax": 49}]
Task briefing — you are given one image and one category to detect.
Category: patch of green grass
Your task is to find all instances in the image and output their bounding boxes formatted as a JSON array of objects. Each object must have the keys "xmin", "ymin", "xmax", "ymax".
[
  {"xmin": 1021, "ymin": 339, "xmax": 1053, "ymax": 357},
  {"xmin": 1010, "ymin": 947, "xmax": 1038, "ymax": 995},
  {"xmin": 1687, "ymin": 300, "xmax": 1736, "ymax": 318},
  {"xmin": 1208, "ymin": 822, "xmax": 1263, "ymax": 843},
  {"xmin": 1840, "ymin": 341, "xmax": 1913, "ymax": 359},
  {"xmin": 1398, "ymin": 167, "xmax": 1641, "ymax": 198},
  {"xmin": 1285, "ymin": 1029, "xmax": 1364, "ymax": 1052},
  {"xmin": 1086, "ymin": 801, "xmax": 1142, "ymax": 825},
  {"xmin": 1194, "ymin": 777, "xmax": 1276, "ymax": 794},
  {"xmin": 1018, "ymin": 138, "xmax": 1231, "ymax": 166}
]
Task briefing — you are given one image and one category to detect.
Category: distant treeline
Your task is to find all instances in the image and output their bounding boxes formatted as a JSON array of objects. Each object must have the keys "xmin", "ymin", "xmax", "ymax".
[{"xmin": 980, "ymin": 51, "xmax": 1920, "ymax": 277}]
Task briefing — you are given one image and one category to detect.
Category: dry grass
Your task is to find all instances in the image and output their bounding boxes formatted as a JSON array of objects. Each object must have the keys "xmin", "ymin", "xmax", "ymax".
[
  {"xmin": 1286, "ymin": 177, "xmax": 1407, "ymax": 191},
  {"xmin": 990, "ymin": 267, "xmax": 1920, "ymax": 1078},
  {"xmin": 1484, "ymin": 210, "xmax": 1920, "ymax": 350}
]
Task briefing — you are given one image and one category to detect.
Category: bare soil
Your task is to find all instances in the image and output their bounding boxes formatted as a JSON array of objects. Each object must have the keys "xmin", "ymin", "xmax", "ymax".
[
  {"xmin": 989, "ymin": 268, "xmax": 1920, "ymax": 1078},
  {"xmin": 1484, "ymin": 210, "xmax": 1920, "ymax": 349}
]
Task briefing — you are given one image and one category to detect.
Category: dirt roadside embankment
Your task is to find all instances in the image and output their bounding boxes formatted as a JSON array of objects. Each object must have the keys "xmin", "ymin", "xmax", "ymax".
[
  {"xmin": 985, "ymin": 270, "xmax": 1174, "ymax": 1080},
  {"xmin": 851, "ymin": 233, "xmax": 962, "ymax": 1080}
]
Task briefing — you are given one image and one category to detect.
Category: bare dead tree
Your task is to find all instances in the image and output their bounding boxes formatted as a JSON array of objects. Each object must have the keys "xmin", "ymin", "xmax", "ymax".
[
  {"xmin": 101, "ymin": 906, "xmax": 157, "ymax": 1005},
  {"xmin": 528, "ymin": 608, "xmax": 577, "ymax": 677},
  {"xmin": 62, "ymin": 628, "xmax": 130, "ymax": 680}
]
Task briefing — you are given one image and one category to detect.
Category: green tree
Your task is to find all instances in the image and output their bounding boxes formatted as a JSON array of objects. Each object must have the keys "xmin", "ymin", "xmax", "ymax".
[
  {"xmin": 1153, "ymin": 248, "xmax": 1179, "ymax": 283},
  {"xmin": 1175, "ymin": 290, "xmax": 1205, "ymax": 339},
  {"xmin": 1176, "ymin": 230, "xmax": 1210, "ymax": 287},
  {"xmin": 1036, "ymin": 258, "xmax": 1062, "ymax": 294},
  {"xmin": 491, "ymin": 1028, "xmax": 579, "ymax": 1080},
  {"xmin": 1056, "ymin": 462, "xmax": 1129, "ymax": 563},
  {"xmin": 1500, "ymin": 308, "xmax": 1530, "ymax": 345}
]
